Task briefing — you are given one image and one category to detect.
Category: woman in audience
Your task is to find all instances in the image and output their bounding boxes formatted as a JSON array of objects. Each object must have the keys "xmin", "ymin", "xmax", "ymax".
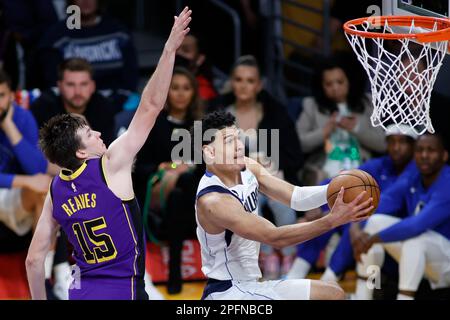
[{"xmin": 296, "ymin": 56, "xmax": 386, "ymax": 185}]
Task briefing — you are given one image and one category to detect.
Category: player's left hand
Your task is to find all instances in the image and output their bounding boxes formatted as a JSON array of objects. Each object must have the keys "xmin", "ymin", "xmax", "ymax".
[{"xmin": 165, "ymin": 6, "xmax": 192, "ymax": 53}]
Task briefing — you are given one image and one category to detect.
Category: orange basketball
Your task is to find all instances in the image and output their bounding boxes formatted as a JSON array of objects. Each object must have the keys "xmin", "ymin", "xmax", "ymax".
[{"xmin": 326, "ymin": 169, "xmax": 380, "ymax": 215}]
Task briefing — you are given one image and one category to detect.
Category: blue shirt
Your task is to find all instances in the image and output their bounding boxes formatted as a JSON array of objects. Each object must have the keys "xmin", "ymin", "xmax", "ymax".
[
  {"xmin": 377, "ymin": 165, "xmax": 450, "ymax": 242},
  {"xmin": 0, "ymin": 104, "xmax": 48, "ymax": 188}
]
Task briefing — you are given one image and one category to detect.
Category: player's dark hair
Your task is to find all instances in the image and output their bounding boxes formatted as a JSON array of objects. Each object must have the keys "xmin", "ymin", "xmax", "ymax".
[
  {"xmin": 58, "ymin": 58, "xmax": 94, "ymax": 81},
  {"xmin": 197, "ymin": 110, "xmax": 235, "ymax": 144},
  {"xmin": 0, "ymin": 69, "xmax": 12, "ymax": 89},
  {"xmin": 190, "ymin": 111, "xmax": 236, "ymax": 161},
  {"xmin": 39, "ymin": 114, "xmax": 88, "ymax": 170}
]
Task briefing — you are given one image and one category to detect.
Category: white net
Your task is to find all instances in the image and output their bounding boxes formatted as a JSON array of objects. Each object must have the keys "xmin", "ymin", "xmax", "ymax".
[{"xmin": 345, "ymin": 18, "xmax": 449, "ymax": 135}]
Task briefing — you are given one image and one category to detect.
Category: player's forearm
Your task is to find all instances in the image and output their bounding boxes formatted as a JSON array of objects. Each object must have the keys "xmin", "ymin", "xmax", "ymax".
[
  {"xmin": 140, "ymin": 47, "xmax": 176, "ymax": 114},
  {"xmin": 270, "ymin": 215, "xmax": 333, "ymax": 248},
  {"xmin": 25, "ymin": 257, "xmax": 47, "ymax": 300}
]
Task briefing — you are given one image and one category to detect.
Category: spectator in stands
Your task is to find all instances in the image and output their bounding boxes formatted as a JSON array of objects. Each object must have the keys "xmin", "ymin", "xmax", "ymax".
[
  {"xmin": 176, "ymin": 33, "xmax": 218, "ymax": 101},
  {"xmin": 296, "ymin": 55, "xmax": 386, "ymax": 185},
  {"xmin": 0, "ymin": 69, "xmax": 51, "ymax": 234},
  {"xmin": 0, "ymin": 0, "xmax": 63, "ymax": 89},
  {"xmin": 287, "ymin": 125, "xmax": 417, "ymax": 283},
  {"xmin": 30, "ymin": 58, "xmax": 115, "ymax": 146},
  {"xmin": 38, "ymin": 0, "xmax": 139, "ymax": 94},
  {"xmin": 208, "ymin": 55, "xmax": 303, "ymax": 279},
  {"xmin": 0, "ymin": 68, "xmax": 74, "ymax": 300},
  {"xmin": 132, "ymin": 67, "xmax": 203, "ymax": 294},
  {"xmin": 353, "ymin": 133, "xmax": 450, "ymax": 300}
]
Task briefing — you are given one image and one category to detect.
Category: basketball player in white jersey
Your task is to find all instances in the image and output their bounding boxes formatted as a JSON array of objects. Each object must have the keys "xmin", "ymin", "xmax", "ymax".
[{"xmin": 194, "ymin": 111, "xmax": 374, "ymax": 300}]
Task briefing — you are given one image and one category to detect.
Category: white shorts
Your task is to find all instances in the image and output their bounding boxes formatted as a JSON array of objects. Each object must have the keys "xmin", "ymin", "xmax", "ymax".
[
  {"xmin": 361, "ymin": 214, "xmax": 450, "ymax": 290},
  {"xmin": 203, "ymin": 279, "xmax": 311, "ymax": 300},
  {"xmin": 0, "ymin": 188, "xmax": 33, "ymax": 236}
]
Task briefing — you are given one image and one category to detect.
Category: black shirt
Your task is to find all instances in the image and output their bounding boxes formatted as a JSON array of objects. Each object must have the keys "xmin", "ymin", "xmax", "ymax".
[
  {"xmin": 133, "ymin": 110, "xmax": 194, "ymax": 206},
  {"xmin": 30, "ymin": 90, "xmax": 116, "ymax": 146}
]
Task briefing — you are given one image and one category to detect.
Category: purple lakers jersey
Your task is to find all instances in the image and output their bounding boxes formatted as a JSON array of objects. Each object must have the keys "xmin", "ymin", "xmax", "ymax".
[{"xmin": 50, "ymin": 157, "xmax": 147, "ymax": 300}]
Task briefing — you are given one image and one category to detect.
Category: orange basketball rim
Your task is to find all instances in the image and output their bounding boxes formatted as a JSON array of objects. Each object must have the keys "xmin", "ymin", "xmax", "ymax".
[{"xmin": 344, "ymin": 15, "xmax": 450, "ymax": 44}]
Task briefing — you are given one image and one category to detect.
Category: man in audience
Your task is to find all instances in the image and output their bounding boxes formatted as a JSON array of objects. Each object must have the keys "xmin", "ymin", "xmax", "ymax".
[
  {"xmin": 38, "ymin": 0, "xmax": 138, "ymax": 93},
  {"xmin": 0, "ymin": 68, "xmax": 51, "ymax": 234},
  {"xmin": 30, "ymin": 58, "xmax": 115, "ymax": 146},
  {"xmin": 353, "ymin": 133, "xmax": 450, "ymax": 300}
]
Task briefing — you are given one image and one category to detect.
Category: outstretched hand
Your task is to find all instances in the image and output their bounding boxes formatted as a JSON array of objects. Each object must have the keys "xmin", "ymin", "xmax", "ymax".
[
  {"xmin": 328, "ymin": 187, "xmax": 373, "ymax": 228},
  {"xmin": 165, "ymin": 7, "xmax": 192, "ymax": 53}
]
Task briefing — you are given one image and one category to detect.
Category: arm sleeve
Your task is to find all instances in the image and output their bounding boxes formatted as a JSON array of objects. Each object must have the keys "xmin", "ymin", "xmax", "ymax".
[
  {"xmin": 13, "ymin": 110, "xmax": 48, "ymax": 174},
  {"xmin": 291, "ymin": 185, "xmax": 328, "ymax": 211},
  {"xmin": 378, "ymin": 195, "xmax": 450, "ymax": 242}
]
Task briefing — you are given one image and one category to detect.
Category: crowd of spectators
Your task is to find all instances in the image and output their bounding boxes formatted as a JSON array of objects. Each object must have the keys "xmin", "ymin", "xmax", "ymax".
[{"xmin": 1, "ymin": 0, "xmax": 449, "ymax": 299}]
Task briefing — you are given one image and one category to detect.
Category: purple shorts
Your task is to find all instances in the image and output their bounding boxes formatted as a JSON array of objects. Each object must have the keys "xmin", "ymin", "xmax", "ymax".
[{"xmin": 68, "ymin": 277, "xmax": 147, "ymax": 300}]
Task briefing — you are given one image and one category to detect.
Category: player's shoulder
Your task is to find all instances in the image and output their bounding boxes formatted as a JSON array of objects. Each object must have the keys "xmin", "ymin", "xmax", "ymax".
[{"xmin": 197, "ymin": 191, "xmax": 235, "ymax": 211}]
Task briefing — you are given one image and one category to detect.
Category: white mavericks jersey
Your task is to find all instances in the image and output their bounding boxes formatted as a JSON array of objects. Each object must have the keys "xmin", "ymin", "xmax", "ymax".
[{"xmin": 195, "ymin": 169, "xmax": 261, "ymax": 281}]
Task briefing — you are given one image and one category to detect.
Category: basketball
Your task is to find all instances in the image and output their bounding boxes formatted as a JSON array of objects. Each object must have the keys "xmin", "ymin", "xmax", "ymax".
[{"xmin": 326, "ymin": 169, "xmax": 380, "ymax": 215}]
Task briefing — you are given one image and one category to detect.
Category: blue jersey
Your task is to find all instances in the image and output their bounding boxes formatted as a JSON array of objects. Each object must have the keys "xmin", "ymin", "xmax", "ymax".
[
  {"xmin": 376, "ymin": 165, "xmax": 450, "ymax": 242},
  {"xmin": 359, "ymin": 157, "xmax": 416, "ymax": 192}
]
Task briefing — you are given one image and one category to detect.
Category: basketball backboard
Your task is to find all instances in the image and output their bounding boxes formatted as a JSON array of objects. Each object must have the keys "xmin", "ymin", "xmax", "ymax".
[
  {"xmin": 382, "ymin": 0, "xmax": 450, "ymax": 54},
  {"xmin": 383, "ymin": 0, "xmax": 450, "ymax": 18}
]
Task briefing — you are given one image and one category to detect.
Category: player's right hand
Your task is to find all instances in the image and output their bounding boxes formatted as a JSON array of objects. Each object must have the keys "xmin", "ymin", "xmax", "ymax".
[
  {"xmin": 165, "ymin": 6, "xmax": 192, "ymax": 53},
  {"xmin": 328, "ymin": 187, "xmax": 373, "ymax": 227}
]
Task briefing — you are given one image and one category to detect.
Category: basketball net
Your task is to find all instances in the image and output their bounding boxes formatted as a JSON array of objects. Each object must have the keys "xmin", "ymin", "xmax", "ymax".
[{"xmin": 344, "ymin": 16, "xmax": 450, "ymax": 135}]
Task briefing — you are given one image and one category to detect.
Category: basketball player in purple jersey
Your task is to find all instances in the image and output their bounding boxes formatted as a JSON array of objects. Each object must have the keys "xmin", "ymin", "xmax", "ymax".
[{"xmin": 25, "ymin": 7, "xmax": 192, "ymax": 300}]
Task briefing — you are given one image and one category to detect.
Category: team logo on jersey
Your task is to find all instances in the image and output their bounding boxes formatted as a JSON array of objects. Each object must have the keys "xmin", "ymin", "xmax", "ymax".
[
  {"xmin": 71, "ymin": 182, "xmax": 77, "ymax": 193},
  {"xmin": 231, "ymin": 189, "xmax": 258, "ymax": 213}
]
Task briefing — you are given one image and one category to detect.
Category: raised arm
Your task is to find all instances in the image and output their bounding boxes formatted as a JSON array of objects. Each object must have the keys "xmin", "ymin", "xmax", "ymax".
[
  {"xmin": 245, "ymin": 157, "xmax": 329, "ymax": 211},
  {"xmin": 26, "ymin": 193, "xmax": 59, "ymax": 300},
  {"xmin": 105, "ymin": 7, "xmax": 192, "ymax": 173},
  {"xmin": 197, "ymin": 188, "xmax": 372, "ymax": 249}
]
